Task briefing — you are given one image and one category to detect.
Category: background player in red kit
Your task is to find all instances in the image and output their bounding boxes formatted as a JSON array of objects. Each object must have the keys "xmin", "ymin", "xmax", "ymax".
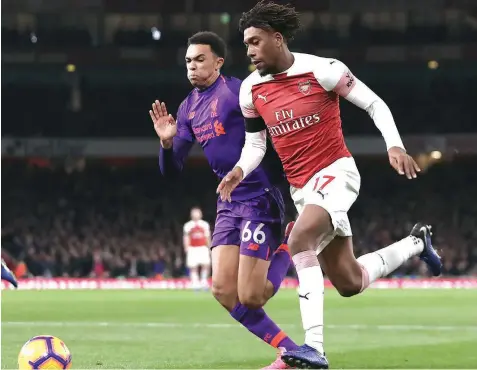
[
  {"xmin": 183, "ymin": 207, "xmax": 211, "ymax": 289},
  {"xmin": 218, "ymin": 1, "xmax": 443, "ymax": 368}
]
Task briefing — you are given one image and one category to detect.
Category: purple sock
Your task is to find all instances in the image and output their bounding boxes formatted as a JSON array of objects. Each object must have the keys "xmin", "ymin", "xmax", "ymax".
[
  {"xmin": 230, "ymin": 303, "xmax": 298, "ymax": 351},
  {"xmin": 267, "ymin": 243, "xmax": 291, "ymax": 296}
]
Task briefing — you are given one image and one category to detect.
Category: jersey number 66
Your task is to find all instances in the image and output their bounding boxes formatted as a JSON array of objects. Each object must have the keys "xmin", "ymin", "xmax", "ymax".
[{"xmin": 241, "ymin": 221, "xmax": 266, "ymax": 244}]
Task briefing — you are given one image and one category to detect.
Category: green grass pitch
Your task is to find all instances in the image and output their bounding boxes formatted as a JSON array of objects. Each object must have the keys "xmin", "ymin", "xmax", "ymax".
[{"xmin": 2, "ymin": 289, "xmax": 476, "ymax": 369}]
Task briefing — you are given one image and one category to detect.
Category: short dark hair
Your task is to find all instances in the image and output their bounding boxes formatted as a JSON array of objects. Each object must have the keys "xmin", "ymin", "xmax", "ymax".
[
  {"xmin": 239, "ymin": 1, "xmax": 301, "ymax": 42},
  {"xmin": 187, "ymin": 31, "xmax": 227, "ymax": 59}
]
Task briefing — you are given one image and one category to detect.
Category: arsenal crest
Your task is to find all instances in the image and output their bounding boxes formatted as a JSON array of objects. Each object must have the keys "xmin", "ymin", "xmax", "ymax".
[{"xmin": 298, "ymin": 80, "xmax": 312, "ymax": 95}]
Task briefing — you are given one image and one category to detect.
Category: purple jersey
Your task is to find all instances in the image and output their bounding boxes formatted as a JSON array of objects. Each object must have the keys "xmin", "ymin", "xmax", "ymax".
[{"xmin": 159, "ymin": 75, "xmax": 284, "ymax": 201}]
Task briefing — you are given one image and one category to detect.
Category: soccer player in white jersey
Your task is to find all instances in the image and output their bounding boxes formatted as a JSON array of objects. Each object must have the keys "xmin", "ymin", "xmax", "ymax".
[
  {"xmin": 217, "ymin": 1, "xmax": 443, "ymax": 368},
  {"xmin": 184, "ymin": 207, "xmax": 211, "ymax": 289}
]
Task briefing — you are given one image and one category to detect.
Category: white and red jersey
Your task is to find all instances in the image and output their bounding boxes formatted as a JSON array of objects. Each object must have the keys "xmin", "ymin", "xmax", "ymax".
[
  {"xmin": 239, "ymin": 53, "xmax": 360, "ymax": 188},
  {"xmin": 183, "ymin": 220, "xmax": 210, "ymax": 247}
]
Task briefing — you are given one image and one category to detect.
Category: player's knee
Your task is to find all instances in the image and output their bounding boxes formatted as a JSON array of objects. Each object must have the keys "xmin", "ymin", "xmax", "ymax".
[
  {"xmin": 211, "ymin": 280, "xmax": 237, "ymax": 311},
  {"xmin": 288, "ymin": 225, "xmax": 326, "ymax": 256},
  {"xmin": 335, "ymin": 279, "xmax": 361, "ymax": 297},
  {"xmin": 238, "ymin": 290, "xmax": 266, "ymax": 310}
]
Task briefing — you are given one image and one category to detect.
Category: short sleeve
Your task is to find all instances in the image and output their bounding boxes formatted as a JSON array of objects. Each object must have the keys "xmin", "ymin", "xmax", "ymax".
[
  {"xmin": 202, "ymin": 221, "xmax": 211, "ymax": 237},
  {"xmin": 175, "ymin": 101, "xmax": 195, "ymax": 142},
  {"xmin": 183, "ymin": 222, "xmax": 191, "ymax": 234},
  {"xmin": 239, "ymin": 79, "xmax": 260, "ymax": 118},
  {"xmin": 314, "ymin": 59, "xmax": 357, "ymax": 98}
]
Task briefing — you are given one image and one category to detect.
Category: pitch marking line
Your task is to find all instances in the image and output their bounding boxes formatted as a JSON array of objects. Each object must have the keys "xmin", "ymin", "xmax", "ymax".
[{"xmin": 2, "ymin": 322, "xmax": 477, "ymax": 331}]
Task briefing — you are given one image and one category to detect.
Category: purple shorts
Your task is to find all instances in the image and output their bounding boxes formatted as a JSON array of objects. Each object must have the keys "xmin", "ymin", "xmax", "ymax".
[{"xmin": 211, "ymin": 187, "xmax": 285, "ymax": 261}]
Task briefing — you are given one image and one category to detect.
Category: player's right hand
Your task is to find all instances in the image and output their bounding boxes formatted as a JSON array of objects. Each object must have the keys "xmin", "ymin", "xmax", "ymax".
[
  {"xmin": 150, "ymin": 100, "xmax": 177, "ymax": 143},
  {"xmin": 216, "ymin": 166, "xmax": 244, "ymax": 202}
]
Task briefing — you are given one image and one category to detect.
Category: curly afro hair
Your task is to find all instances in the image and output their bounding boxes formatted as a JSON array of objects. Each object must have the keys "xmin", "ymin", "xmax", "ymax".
[{"xmin": 239, "ymin": 1, "xmax": 301, "ymax": 42}]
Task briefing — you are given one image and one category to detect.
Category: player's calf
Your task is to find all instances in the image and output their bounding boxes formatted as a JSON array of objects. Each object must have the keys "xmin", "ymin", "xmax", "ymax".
[
  {"xmin": 333, "ymin": 276, "xmax": 362, "ymax": 297},
  {"xmin": 318, "ymin": 236, "xmax": 363, "ymax": 297},
  {"xmin": 238, "ymin": 292, "xmax": 266, "ymax": 310},
  {"xmin": 212, "ymin": 273, "xmax": 241, "ymax": 312},
  {"xmin": 211, "ymin": 278, "xmax": 238, "ymax": 311},
  {"xmin": 325, "ymin": 272, "xmax": 362, "ymax": 298}
]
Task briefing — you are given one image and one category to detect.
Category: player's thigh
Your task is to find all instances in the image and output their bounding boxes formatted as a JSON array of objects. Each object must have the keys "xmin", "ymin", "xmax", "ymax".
[
  {"xmin": 290, "ymin": 157, "xmax": 361, "ymax": 255},
  {"xmin": 288, "ymin": 204, "xmax": 334, "ymax": 255},
  {"xmin": 211, "ymin": 245, "xmax": 240, "ymax": 306},
  {"xmin": 210, "ymin": 208, "xmax": 241, "ymax": 302},
  {"xmin": 237, "ymin": 219, "xmax": 281, "ymax": 306},
  {"xmin": 197, "ymin": 246, "xmax": 211, "ymax": 267},
  {"xmin": 211, "ymin": 199, "xmax": 242, "ymax": 251},
  {"xmin": 318, "ymin": 236, "xmax": 363, "ymax": 296},
  {"xmin": 186, "ymin": 248, "xmax": 200, "ymax": 269}
]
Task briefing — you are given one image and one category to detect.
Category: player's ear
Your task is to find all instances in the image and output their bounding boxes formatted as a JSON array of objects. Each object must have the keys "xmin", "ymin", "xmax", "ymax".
[
  {"xmin": 274, "ymin": 32, "xmax": 284, "ymax": 47},
  {"xmin": 215, "ymin": 57, "xmax": 224, "ymax": 70}
]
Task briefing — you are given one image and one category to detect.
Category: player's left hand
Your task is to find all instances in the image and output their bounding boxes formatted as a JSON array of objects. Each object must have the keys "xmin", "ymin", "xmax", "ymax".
[
  {"xmin": 216, "ymin": 166, "xmax": 244, "ymax": 202},
  {"xmin": 388, "ymin": 147, "xmax": 421, "ymax": 179}
]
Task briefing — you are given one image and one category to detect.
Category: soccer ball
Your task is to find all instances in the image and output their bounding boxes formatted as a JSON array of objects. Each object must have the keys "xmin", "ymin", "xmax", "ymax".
[{"xmin": 18, "ymin": 335, "xmax": 72, "ymax": 369}]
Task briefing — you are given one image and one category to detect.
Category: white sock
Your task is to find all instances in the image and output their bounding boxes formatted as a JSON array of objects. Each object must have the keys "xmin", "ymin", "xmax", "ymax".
[
  {"xmin": 293, "ymin": 251, "xmax": 324, "ymax": 354},
  {"xmin": 190, "ymin": 269, "xmax": 199, "ymax": 289},
  {"xmin": 357, "ymin": 236, "xmax": 424, "ymax": 288},
  {"xmin": 200, "ymin": 266, "xmax": 209, "ymax": 288}
]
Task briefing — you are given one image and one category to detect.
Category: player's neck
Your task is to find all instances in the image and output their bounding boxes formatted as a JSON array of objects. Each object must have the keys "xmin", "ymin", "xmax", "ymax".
[
  {"xmin": 197, "ymin": 72, "xmax": 220, "ymax": 92},
  {"xmin": 273, "ymin": 50, "xmax": 294, "ymax": 74}
]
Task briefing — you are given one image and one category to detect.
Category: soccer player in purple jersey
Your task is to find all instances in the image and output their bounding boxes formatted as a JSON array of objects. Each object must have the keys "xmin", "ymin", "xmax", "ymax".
[{"xmin": 151, "ymin": 31, "xmax": 298, "ymax": 368}]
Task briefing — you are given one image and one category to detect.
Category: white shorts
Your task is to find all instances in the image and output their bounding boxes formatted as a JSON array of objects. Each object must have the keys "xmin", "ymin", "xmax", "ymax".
[
  {"xmin": 290, "ymin": 157, "xmax": 361, "ymax": 255},
  {"xmin": 186, "ymin": 246, "xmax": 211, "ymax": 268}
]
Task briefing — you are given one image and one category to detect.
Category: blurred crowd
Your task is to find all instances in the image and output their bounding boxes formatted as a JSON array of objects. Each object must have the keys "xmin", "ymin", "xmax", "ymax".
[
  {"xmin": 2, "ymin": 157, "xmax": 476, "ymax": 279},
  {"xmin": 2, "ymin": 13, "xmax": 476, "ymax": 49},
  {"xmin": 3, "ymin": 74, "xmax": 476, "ymax": 138}
]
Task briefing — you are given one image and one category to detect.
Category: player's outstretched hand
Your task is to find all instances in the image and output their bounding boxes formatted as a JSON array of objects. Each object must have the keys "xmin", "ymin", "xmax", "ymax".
[
  {"xmin": 216, "ymin": 167, "xmax": 244, "ymax": 202},
  {"xmin": 388, "ymin": 147, "xmax": 421, "ymax": 179},
  {"xmin": 150, "ymin": 100, "xmax": 177, "ymax": 145}
]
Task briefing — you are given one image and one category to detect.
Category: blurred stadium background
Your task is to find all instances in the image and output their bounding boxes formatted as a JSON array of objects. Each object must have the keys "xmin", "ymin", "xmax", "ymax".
[
  {"xmin": 1, "ymin": 0, "xmax": 477, "ymax": 368},
  {"xmin": 2, "ymin": 0, "xmax": 476, "ymax": 280}
]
